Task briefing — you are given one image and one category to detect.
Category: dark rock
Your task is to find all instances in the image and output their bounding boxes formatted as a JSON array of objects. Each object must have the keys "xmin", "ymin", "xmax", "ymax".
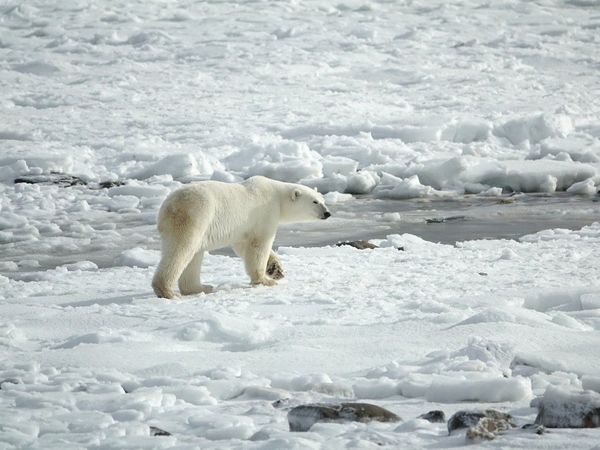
[
  {"xmin": 419, "ymin": 410, "xmax": 446, "ymax": 423},
  {"xmin": 0, "ymin": 378, "xmax": 20, "ymax": 389},
  {"xmin": 336, "ymin": 240, "xmax": 378, "ymax": 250},
  {"xmin": 14, "ymin": 172, "xmax": 87, "ymax": 187},
  {"xmin": 533, "ymin": 386, "xmax": 600, "ymax": 428},
  {"xmin": 425, "ymin": 215, "xmax": 466, "ymax": 224},
  {"xmin": 149, "ymin": 426, "xmax": 171, "ymax": 436},
  {"xmin": 584, "ymin": 411, "xmax": 600, "ymax": 428},
  {"xmin": 288, "ymin": 402, "xmax": 400, "ymax": 432},
  {"xmin": 448, "ymin": 409, "xmax": 514, "ymax": 434},
  {"xmin": 98, "ymin": 180, "xmax": 126, "ymax": 189},
  {"xmin": 466, "ymin": 417, "xmax": 514, "ymax": 441}
]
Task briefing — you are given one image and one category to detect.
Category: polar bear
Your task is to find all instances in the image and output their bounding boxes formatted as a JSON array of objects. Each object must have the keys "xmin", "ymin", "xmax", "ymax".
[{"xmin": 152, "ymin": 176, "xmax": 331, "ymax": 299}]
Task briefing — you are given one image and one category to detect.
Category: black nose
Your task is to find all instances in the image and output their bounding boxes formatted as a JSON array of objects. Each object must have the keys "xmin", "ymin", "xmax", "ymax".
[{"xmin": 324, "ymin": 211, "xmax": 331, "ymax": 219}]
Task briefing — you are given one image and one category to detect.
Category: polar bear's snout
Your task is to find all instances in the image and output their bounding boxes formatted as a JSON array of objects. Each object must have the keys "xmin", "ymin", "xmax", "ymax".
[{"xmin": 317, "ymin": 201, "xmax": 331, "ymax": 220}]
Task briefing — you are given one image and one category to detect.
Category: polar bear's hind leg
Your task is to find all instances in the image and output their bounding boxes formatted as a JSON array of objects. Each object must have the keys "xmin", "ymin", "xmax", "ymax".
[
  {"xmin": 152, "ymin": 235, "xmax": 197, "ymax": 299},
  {"xmin": 178, "ymin": 251, "xmax": 213, "ymax": 295}
]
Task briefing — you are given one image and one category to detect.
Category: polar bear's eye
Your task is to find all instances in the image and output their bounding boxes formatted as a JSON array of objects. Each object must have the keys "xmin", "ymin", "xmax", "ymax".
[{"xmin": 313, "ymin": 200, "xmax": 318, "ymax": 204}]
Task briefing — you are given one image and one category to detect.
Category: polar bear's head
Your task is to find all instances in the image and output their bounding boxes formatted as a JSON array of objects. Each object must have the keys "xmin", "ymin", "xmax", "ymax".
[{"xmin": 282, "ymin": 185, "xmax": 331, "ymax": 222}]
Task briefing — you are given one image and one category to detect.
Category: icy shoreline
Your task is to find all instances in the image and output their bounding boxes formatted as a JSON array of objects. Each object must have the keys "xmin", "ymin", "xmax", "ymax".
[{"xmin": 1, "ymin": 187, "xmax": 599, "ymax": 275}]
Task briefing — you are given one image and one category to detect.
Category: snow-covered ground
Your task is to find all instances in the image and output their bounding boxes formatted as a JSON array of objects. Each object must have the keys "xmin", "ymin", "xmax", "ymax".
[
  {"xmin": 2, "ymin": 0, "xmax": 600, "ymax": 448},
  {"xmin": 2, "ymin": 227, "xmax": 600, "ymax": 448}
]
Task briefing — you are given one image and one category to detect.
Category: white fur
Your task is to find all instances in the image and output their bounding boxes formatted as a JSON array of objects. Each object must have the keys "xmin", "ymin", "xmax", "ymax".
[{"xmin": 152, "ymin": 176, "xmax": 330, "ymax": 299}]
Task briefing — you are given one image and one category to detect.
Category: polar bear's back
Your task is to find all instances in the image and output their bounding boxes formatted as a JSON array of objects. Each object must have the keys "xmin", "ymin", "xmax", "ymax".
[{"xmin": 156, "ymin": 178, "xmax": 283, "ymax": 251}]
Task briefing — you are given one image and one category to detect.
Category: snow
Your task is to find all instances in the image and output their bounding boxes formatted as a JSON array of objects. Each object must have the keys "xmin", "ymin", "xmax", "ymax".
[
  {"xmin": 115, "ymin": 248, "xmax": 160, "ymax": 268},
  {"xmin": 425, "ymin": 377, "xmax": 532, "ymax": 403},
  {"xmin": 2, "ymin": 223, "xmax": 600, "ymax": 447},
  {"xmin": 2, "ymin": 0, "xmax": 600, "ymax": 447},
  {"xmin": 2, "ymin": 1, "xmax": 600, "ymax": 197}
]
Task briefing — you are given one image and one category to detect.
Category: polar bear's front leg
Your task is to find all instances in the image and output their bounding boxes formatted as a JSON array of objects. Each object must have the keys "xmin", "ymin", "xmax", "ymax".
[
  {"xmin": 178, "ymin": 251, "xmax": 213, "ymax": 295},
  {"xmin": 242, "ymin": 237, "xmax": 277, "ymax": 286},
  {"xmin": 266, "ymin": 251, "xmax": 285, "ymax": 280},
  {"xmin": 234, "ymin": 245, "xmax": 284, "ymax": 282}
]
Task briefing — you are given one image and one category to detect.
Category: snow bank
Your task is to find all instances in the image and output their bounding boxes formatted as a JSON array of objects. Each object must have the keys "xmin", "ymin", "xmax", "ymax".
[
  {"xmin": 566, "ymin": 178, "xmax": 597, "ymax": 195},
  {"xmin": 522, "ymin": 288, "xmax": 600, "ymax": 312},
  {"xmin": 357, "ymin": 338, "xmax": 526, "ymax": 402},
  {"xmin": 2, "ymin": 0, "xmax": 600, "ymax": 446},
  {"xmin": 533, "ymin": 137, "xmax": 600, "ymax": 164},
  {"xmin": 114, "ymin": 248, "xmax": 160, "ymax": 268},
  {"xmin": 373, "ymin": 174, "xmax": 443, "ymax": 199},
  {"xmin": 493, "ymin": 113, "xmax": 574, "ymax": 146},
  {"xmin": 107, "ymin": 183, "xmax": 170, "ymax": 199},
  {"xmin": 224, "ymin": 137, "xmax": 323, "ymax": 183},
  {"xmin": 130, "ymin": 154, "xmax": 213, "ymax": 180},
  {"xmin": 426, "ymin": 377, "xmax": 532, "ymax": 403},
  {"xmin": 175, "ymin": 312, "xmax": 273, "ymax": 350},
  {"xmin": 188, "ymin": 413, "xmax": 256, "ymax": 440}
]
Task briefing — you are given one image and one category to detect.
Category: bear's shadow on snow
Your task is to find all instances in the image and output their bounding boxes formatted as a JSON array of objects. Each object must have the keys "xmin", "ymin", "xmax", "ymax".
[
  {"xmin": 63, "ymin": 283, "xmax": 279, "ymax": 309},
  {"xmin": 60, "ymin": 294, "xmax": 137, "ymax": 308}
]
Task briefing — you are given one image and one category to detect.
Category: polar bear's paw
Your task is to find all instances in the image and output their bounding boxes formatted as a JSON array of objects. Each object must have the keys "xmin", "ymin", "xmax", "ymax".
[
  {"xmin": 252, "ymin": 277, "xmax": 277, "ymax": 287},
  {"xmin": 266, "ymin": 257, "xmax": 285, "ymax": 280},
  {"xmin": 152, "ymin": 278, "xmax": 180, "ymax": 300},
  {"xmin": 180, "ymin": 284, "xmax": 214, "ymax": 296}
]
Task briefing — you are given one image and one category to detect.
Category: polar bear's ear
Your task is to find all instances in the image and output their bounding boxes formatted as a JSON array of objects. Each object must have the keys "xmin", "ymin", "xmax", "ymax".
[{"xmin": 292, "ymin": 189, "xmax": 301, "ymax": 201}]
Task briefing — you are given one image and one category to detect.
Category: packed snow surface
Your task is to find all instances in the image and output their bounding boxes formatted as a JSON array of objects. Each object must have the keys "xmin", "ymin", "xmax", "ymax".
[
  {"xmin": 1, "ymin": 0, "xmax": 600, "ymax": 196},
  {"xmin": 2, "ymin": 225, "xmax": 600, "ymax": 448},
  {"xmin": 2, "ymin": 0, "xmax": 600, "ymax": 448}
]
